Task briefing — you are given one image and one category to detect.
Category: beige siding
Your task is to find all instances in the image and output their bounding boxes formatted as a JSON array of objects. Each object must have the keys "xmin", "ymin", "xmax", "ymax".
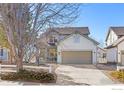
[
  {"xmin": 106, "ymin": 48, "xmax": 117, "ymax": 62},
  {"xmin": 57, "ymin": 34, "xmax": 97, "ymax": 64},
  {"xmin": 97, "ymin": 48, "xmax": 107, "ymax": 63},
  {"xmin": 117, "ymin": 41, "xmax": 124, "ymax": 65},
  {"xmin": 106, "ymin": 30, "xmax": 118, "ymax": 46}
]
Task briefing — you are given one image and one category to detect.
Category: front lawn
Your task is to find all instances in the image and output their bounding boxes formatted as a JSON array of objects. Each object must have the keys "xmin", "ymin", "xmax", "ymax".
[{"xmin": 1, "ymin": 69, "xmax": 57, "ymax": 83}]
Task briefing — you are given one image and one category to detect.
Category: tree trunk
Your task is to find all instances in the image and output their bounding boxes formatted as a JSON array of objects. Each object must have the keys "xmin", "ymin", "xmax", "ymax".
[
  {"xmin": 36, "ymin": 56, "xmax": 40, "ymax": 66},
  {"xmin": 9, "ymin": 48, "xmax": 14, "ymax": 64},
  {"xmin": 16, "ymin": 57, "xmax": 23, "ymax": 71},
  {"xmin": 16, "ymin": 49, "xmax": 23, "ymax": 71}
]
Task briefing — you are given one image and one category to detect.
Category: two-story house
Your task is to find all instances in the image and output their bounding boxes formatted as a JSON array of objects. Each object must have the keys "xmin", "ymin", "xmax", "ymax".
[
  {"xmin": 105, "ymin": 27, "xmax": 124, "ymax": 65},
  {"xmin": 39, "ymin": 27, "xmax": 100, "ymax": 64}
]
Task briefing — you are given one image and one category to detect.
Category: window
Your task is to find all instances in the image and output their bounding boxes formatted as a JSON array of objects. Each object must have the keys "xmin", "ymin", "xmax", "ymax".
[
  {"xmin": 102, "ymin": 53, "xmax": 106, "ymax": 58},
  {"xmin": 0, "ymin": 49, "xmax": 3, "ymax": 56},
  {"xmin": 49, "ymin": 38, "xmax": 54, "ymax": 43},
  {"xmin": 59, "ymin": 35, "xmax": 65, "ymax": 40},
  {"xmin": 73, "ymin": 34, "xmax": 80, "ymax": 43},
  {"xmin": 49, "ymin": 36, "xmax": 57, "ymax": 43}
]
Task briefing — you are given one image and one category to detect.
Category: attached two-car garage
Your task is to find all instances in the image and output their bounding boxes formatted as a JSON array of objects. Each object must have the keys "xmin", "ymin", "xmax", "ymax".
[
  {"xmin": 62, "ymin": 51, "xmax": 92, "ymax": 64},
  {"xmin": 57, "ymin": 33, "xmax": 99, "ymax": 64}
]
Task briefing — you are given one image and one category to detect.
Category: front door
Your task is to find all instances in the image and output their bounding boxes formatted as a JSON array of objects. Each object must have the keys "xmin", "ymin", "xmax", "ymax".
[{"xmin": 48, "ymin": 48, "xmax": 57, "ymax": 62}]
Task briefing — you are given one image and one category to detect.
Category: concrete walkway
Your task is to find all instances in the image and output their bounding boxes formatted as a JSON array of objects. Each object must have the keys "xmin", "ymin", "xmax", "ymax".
[
  {"xmin": 0, "ymin": 80, "xmax": 58, "ymax": 86},
  {"xmin": 0, "ymin": 80, "xmax": 40, "ymax": 85},
  {"xmin": 55, "ymin": 64, "xmax": 116, "ymax": 85}
]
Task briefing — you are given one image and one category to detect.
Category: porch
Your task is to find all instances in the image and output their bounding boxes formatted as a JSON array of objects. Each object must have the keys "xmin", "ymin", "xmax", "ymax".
[{"xmin": 42, "ymin": 46, "xmax": 57, "ymax": 63}]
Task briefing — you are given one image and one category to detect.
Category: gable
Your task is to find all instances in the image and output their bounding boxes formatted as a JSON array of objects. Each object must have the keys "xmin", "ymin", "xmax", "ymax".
[
  {"xmin": 106, "ymin": 27, "xmax": 124, "ymax": 42},
  {"xmin": 105, "ymin": 36, "xmax": 124, "ymax": 49},
  {"xmin": 106, "ymin": 29, "xmax": 117, "ymax": 41},
  {"xmin": 106, "ymin": 29, "xmax": 118, "ymax": 44},
  {"xmin": 58, "ymin": 33, "xmax": 98, "ymax": 50},
  {"xmin": 58, "ymin": 32, "xmax": 99, "ymax": 44}
]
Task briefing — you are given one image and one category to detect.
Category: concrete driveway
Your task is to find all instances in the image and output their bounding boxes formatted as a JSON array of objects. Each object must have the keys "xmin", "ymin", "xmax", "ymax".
[{"xmin": 55, "ymin": 64, "xmax": 115, "ymax": 85}]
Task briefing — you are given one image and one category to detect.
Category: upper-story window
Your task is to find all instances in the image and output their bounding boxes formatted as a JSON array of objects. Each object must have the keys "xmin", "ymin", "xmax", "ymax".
[
  {"xmin": 49, "ymin": 36, "xmax": 57, "ymax": 43},
  {"xmin": 73, "ymin": 34, "xmax": 80, "ymax": 43},
  {"xmin": 102, "ymin": 53, "xmax": 106, "ymax": 58},
  {"xmin": 59, "ymin": 35, "xmax": 65, "ymax": 40}
]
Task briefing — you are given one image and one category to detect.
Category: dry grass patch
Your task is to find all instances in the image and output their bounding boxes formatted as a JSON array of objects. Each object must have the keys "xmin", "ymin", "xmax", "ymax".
[{"xmin": 110, "ymin": 70, "xmax": 124, "ymax": 83}]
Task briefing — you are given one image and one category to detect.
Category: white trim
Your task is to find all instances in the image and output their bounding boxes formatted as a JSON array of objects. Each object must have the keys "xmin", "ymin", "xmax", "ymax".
[
  {"xmin": 117, "ymin": 65, "xmax": 124, "ymax": 71},
  {"xmin": 58, "ymin": 32, "xmax": 99, "ymax": 45}
]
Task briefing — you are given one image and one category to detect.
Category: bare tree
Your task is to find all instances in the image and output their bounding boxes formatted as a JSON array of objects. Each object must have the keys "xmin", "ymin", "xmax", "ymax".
[{"xmin": 0, "ymin": 3, "xmax": 80, "ymax": 71}]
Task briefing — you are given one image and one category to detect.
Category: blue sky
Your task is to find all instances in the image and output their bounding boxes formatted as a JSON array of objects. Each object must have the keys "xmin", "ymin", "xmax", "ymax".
[{"xmin": 72, "ymin": 3, "xmax": 124, "ymax": 45}]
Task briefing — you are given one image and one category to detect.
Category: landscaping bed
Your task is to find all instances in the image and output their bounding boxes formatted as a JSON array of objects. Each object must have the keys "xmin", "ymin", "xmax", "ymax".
[
  {"xmin": 1, "ymin": 69, "xmax": 57, "ymax": 83},
  {"xmin": 110, "ymin": 70, "xmax": 124, "ymax": 83}
]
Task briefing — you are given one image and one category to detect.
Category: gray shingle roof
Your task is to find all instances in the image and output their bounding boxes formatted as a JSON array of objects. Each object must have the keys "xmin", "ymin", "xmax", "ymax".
[
  {"xmin": 111, "ymin": 27, "xmax": 124, "ymax": 36},
  {"xmin": 50, "ymin": 27, "xmax": 90, "ymax": 35}
]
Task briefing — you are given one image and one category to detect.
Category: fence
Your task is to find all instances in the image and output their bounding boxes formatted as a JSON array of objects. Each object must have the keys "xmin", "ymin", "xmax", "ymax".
[{"xmin": 0, "ymin": 64, "xmax": 52, "ymax": 74}]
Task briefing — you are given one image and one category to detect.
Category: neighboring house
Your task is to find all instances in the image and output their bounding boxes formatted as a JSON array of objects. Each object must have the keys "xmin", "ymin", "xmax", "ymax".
[
  {"xmin": 105, "ymin": 27, "xmax": 124, "ymax": 65},
  {"xmin": 0, "ymin": 47, "xmax": 9, "ymax": 63},
  {"xmin": 39, "ymin": 27, "xmax": 100, "ymax": 64}
]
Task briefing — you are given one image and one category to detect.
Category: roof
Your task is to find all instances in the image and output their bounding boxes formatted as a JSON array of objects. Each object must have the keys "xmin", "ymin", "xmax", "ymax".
[
  {"xmin": 113, "ymin": 36, "xmax": 124, "ymax": 46},
  {"xmin": 48, "ymin": 27, "xmax": 90, "ymax": 35},
  {"xmin": 104, "ymin": 45, "xmax": 115, "ymax": 49},
  {"xmin": 111, "ymin": 27, "xmax": 124, "ymax": 36},
  {"xmin": 58, "ymin": 31, "xmax": 99, "ymax": 45},
  {"xmin": 106, "ymin": 27, "xmax": 124, "ymax": 41},
  {"xmin": 97, "ymin": 46, "xmax": 106, "ymax": 52},
  {"xmin": 40, "ymin": 27, "xmax": 90, "ymax": 39}
]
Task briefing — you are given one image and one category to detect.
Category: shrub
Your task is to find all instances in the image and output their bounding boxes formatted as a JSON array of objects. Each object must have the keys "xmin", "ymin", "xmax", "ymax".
[
  {"xmin": 1, "ymin": 69, "xmax": 56, "ymax": 83},
  {"xmin": 1, "ymin": 73, "xmax": 18, "ymax": 80}
]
